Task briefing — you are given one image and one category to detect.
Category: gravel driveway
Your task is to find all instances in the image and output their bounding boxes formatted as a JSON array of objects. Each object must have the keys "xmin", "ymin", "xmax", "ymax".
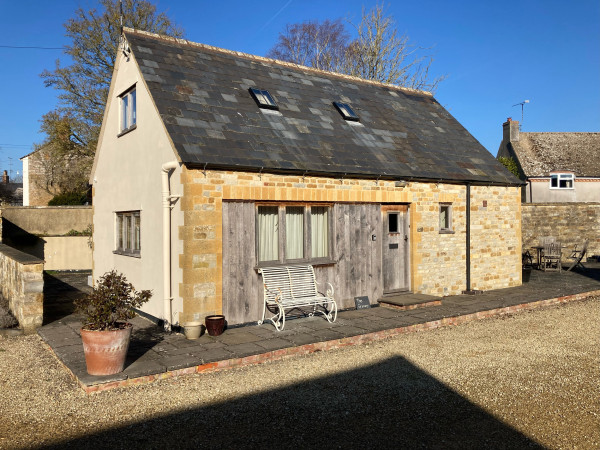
[{"xmin": 0, "ymin": 298, "xmax": 598, "ymax": 449}]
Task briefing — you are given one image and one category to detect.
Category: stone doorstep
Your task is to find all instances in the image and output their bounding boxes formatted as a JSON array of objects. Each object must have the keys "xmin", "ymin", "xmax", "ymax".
[
  {"xmin": 48, "ymin": 289, "xmax": 600, "ymax": 394},
  {"xmin": 378, "ymin": 293, "xmax": 442, "ymax": 311}
]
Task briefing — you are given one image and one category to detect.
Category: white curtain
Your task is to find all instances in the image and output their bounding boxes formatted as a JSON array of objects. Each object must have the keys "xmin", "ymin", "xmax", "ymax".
[
  {"xmin": 311, "ymin": 207, "xmax": 328, "ymax": 258},
  {"xmin": 286, "ymin": 206, "xmax": 304, "ymax": 259},
  {"xmin": 134, "ymin": 214, "xmax": 141, "ymax": 251},
  {"xmin": 440, "ymin": 206, "xmax": 449, "ymax": 229},
  {"xmin": 258, "ymin": 206, "xmax": 279, "ymax": 261}
]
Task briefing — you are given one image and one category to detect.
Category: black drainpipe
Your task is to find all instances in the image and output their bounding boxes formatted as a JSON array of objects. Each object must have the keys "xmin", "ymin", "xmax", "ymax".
[{"xmin": 465, "ymin": 183, "xmax": 471, "ymax": 292}]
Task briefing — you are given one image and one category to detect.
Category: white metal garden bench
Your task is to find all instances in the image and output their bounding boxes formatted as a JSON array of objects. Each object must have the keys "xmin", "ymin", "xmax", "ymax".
[{"xmin": 258, "ymin": 265, "xmax": 337, "ymax": 331}]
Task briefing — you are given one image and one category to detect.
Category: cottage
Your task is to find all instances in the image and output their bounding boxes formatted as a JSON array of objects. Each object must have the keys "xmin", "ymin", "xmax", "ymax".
[
  {"xmin": 497, "ymin": 118, "xmax": 600, "ymax": 203},
  {"xmin": 91, "ymin": 29, "xmax": 522, "ymax": 329}
]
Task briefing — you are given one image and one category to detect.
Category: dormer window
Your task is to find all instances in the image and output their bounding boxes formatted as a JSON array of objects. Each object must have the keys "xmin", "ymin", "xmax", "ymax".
[
  {"xmin": 249, "ymin": 88, "xmax": 278, "ymax": 110},
  {"xmin": 333, "ymin": 102, "xmax": 359, "ymax": 121},
  {"xmin": 119, "ymin": 86, "xmax": 137, "ymax": 135},
  {"xmin": 550, "ymin": 173, "xmax": 574, "ymax": 189}
]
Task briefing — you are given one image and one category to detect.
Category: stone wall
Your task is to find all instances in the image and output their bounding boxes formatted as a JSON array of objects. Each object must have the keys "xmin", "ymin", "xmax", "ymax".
[
  {"xmin": 1, "ymin": 206, "xmax": 92, "ymax": 236},
  {"xmin": 178, "ymin": 167, "xmax": 522, "ymax": 324},
  {"xmin": 1, "ymin": 206, "xmax": 92, "ymax": 270},
  {"xmin": 0, "ymin": 244, "xmax": 44, "ymax": 332},
  {"xmin": 22, "ymin": 149, "xmax": 57, "ymax": 206},
  {"xmin": 521, "ymin": 203, "xmax": 600, "ymax": 260}
]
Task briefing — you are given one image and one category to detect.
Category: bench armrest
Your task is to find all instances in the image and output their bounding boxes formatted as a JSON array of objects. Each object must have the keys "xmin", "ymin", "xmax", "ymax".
[
  {"xmin": 263, "ymin": 283, "xmax": 283, "ymax": 304},
  {"xmin": 316, "ymin": 280, "xmax": 334, "ymax": 298}
]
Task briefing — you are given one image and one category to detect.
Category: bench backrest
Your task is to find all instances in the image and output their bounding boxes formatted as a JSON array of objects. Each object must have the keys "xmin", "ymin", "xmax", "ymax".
[{"xmin": 260, "ymin": 265, "xmax": 318, "ymax": 303}]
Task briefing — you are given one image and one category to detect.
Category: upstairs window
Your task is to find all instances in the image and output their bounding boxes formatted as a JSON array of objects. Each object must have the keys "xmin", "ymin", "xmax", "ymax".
[
  {"xmin": 249, "ymin": 88, "xmax": 278, "ymax": 110},
  {"xmin": 550, "ymin": 173, "xmax": 574, "ymax": 189},
  {"xmin": 333, "ymin": 102, "xmax": 359, "ymax": 121},
  {"xmin": 116, "ymin": 211, "xmax": 141, "ymax": 256},
  {"xmin": 119, "ymin": 87, "xmax": 137, "ymax": 134}
]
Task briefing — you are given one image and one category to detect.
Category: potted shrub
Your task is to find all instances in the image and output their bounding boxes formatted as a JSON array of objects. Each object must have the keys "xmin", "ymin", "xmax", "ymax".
[{"xmin": 74, "ymin": 270, "xmax": 151, "ymax": 375}]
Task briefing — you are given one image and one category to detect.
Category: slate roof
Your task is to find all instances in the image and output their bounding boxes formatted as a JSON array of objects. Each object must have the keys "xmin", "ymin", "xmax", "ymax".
[
  {"xmin": 124, "ymin": 29, "xmax": 519, "ymax": 185},
  {"xmin": 509, "ymin": 132, "xmax": 600, "ymax": 177}
]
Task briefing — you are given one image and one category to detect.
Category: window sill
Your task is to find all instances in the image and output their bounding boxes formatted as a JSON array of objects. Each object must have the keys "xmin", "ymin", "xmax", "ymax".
[
  {"xmin": 255, "ymin": 258, "xmax": 336, "ymax": 270},
  {"xmin": 113, "ymin": 250, "xmax": 141, "ymax": 258},
  {"xmin": 117, "ymin": 123, "xmax": 137, "ymax": 137},
  {"xmin": 439, "ymin": 229, "xmax": 455, "ymax": 234}
]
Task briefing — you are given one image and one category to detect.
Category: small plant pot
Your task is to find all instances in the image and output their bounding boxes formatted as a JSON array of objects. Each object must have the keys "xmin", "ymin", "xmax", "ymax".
[
  {"xmin": 183, "ymin": 321, "xmax": 203, "ymax": 340},
  {"xmin": 205, "ymin": 315, "xmax": 225, "ymax": 336}
]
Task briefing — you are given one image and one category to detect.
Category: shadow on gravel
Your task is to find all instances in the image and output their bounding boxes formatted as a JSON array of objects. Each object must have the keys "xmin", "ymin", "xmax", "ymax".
[{"xmin": 41, "ymin": 356, "xmax": 543, "ymax": 449}]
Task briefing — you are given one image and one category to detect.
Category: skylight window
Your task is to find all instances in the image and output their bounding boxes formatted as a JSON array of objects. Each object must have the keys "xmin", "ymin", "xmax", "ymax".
[
  {"xmin": 333, "ymin": 102, "xmax": 359, "ymax": 121},
  {"xmin": 249, "ymin": 88, "xmax": 278, "ymax": 110}
]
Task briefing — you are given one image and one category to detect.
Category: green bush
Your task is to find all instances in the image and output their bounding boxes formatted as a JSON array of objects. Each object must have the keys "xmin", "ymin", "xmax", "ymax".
[
  {"xmin": 497, "ymin": 156, "xmax": 520, "ymax": 178},
  {"xmin": 48, "ymin": 191, "xmax": 88, "ymax": 206},
  {"xmin": 74, "ymin": 270, "xmax": 152, "ymax": 330}
]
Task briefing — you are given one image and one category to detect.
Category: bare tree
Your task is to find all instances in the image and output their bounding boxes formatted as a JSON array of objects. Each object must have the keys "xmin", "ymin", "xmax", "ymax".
[
  {"xmin": 268, "ymin": 4, "xmax": 445, "ymax": 92},
  {"xmin": 267, "ymin": 19, "xmax": 349, "ymax": 73}
]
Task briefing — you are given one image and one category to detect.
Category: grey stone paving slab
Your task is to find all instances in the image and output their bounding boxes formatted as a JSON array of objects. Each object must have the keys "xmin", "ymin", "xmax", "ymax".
[
  {"xmin": 124, "ymin": 359, "xmax": 167, "ymax": 379},
  {"xmin": 245, "ymin": 326, "xmax": 277, "ymax": 338},
  {"xmin": 199, "ymin": 341, "xmax": 227, "ymax": 350},
  {"xmin": 161, "ymin": 354, "xmax": 204, "ymax": 371},
  {"xmin": 216, "ymin": 331, "xmax": 264, "ymax": 345},
  {"xmin": 254, "ymin": 338, "xmax": 295, "ymax": 351},
  {"xmin": 327, "ymin": 325, "xmax": 369, "ymax": 338},
  {"xmin": 297, "ymin": 318, "xmax": 341, "ymax": 330},
  {"xmin": 198, "ymin": 348, "xmax": 235, "ymax": 364},
  {"xmin": 225, "ymin": 342, "xmax": 267, "ymax": 358},
  {"xmin": 286, "ymin": 332, "xmax": 320, "ymax": 346},
  {"xmin": 340, "ymin": 308, "xmax": 375, "ymax": 319},
  {"xmin": 368, "ymin": 307, "xmax": 403, "ymax": 318},
  {"xmin": 75, "ymin": 365, "xmax": 128, "ymax": 386},
  {"xmin": 309, "ymin": 328, "xmax": 346, "ymax": 341}
]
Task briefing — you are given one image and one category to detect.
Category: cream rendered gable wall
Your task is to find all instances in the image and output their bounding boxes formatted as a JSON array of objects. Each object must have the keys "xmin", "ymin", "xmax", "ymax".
[{"xmin": 92, "ymin": 49, "xmax": 184, "ymax": 324}]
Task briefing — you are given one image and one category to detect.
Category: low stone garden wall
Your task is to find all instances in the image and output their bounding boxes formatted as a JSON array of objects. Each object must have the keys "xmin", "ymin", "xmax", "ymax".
[
  {"xmin": 521, "ymin": 203, "xmax": 600, "ymax": 261},
  {"xmin": 0, "ymin": 244, "xmax": 44, "ymax": 333}
]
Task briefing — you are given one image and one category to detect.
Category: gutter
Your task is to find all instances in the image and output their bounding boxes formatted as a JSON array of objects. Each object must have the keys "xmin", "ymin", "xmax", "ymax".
[
  {"xmin": 184, "ymin": 162, "xmax": 526, "ymax": 188},
  {"xmin": 161, "ymin": 161, "xmax": 180, "ymax": 332}
]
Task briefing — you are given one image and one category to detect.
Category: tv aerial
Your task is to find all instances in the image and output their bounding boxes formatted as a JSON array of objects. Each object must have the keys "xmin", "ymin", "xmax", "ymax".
[{"xmin": 512, "ymin": 100, "xmax": 530, "ymax": 129}]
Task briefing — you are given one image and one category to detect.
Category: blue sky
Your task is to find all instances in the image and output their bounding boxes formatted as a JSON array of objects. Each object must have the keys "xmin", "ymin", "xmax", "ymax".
[{"xmin": 1, "ymin": 0, "xmax": 598, "ymax": 179}]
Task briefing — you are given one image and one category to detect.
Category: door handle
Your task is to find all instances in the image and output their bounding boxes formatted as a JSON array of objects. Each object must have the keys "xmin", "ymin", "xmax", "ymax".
[{"xmin": 404, "ymin": 235, "xmax": 408, "ymax": 241}]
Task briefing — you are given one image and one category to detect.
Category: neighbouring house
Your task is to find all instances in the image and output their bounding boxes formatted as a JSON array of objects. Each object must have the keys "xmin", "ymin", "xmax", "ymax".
[
  {"xmin": 90, "ymin": 28, "xmax": 522, "ymax": 329},
  {"xmin": 20, "ymin": 147, "xmax": 56, "ymax": 206},
  {"xmin": 497, "ymin": 118, "xmax": 600, "ymax": 203}
]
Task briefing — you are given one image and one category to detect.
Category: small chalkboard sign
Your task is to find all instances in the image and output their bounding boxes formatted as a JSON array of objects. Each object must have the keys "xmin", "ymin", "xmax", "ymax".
[{"xmin": 354, "ymin": 296, "xmax": 371, "ymax": 310}]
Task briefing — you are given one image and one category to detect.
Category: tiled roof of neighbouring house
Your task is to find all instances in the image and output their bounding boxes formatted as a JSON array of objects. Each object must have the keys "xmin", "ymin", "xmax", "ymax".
[
  {"xmin": 510, "ymin": 132, "xmax": 600, "ymax": 177},
  {"xmin": 123, "ymin": 29, "xmax": 520, "ymax": 185}
]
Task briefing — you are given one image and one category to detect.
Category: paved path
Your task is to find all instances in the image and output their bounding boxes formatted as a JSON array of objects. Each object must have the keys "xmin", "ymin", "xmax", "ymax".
[{"xmin": 38, "ymin": 265, "xmax": 600, "ymax": 392}]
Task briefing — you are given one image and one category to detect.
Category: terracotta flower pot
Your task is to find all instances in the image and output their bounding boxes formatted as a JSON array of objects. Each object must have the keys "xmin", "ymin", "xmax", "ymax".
[
  {"xmin": 81, "ymin": 324, "xmax": 132, "ymax": 375},
  {"xmin": 205, "ymin": 315, "xmax": 225, "ymax": 336}
]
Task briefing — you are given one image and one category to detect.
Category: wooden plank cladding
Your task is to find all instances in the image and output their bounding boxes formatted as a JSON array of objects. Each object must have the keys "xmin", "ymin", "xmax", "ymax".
[{"xmin": 222, "ymin": 202, "xmax": 385, "ymax": 324}]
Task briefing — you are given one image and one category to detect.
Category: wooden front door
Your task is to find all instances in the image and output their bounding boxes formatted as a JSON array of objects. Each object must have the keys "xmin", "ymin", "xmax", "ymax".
[{"xmin": 382, "ymin": 205, "xmax": 409, "ymax": 293}]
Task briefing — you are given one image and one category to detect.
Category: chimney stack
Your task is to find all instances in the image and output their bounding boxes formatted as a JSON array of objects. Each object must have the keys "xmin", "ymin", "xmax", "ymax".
[
  {"xmin": 2, "ymin": 170, "xmax": 8, "ymax": 184},
  {"xmin": 503, "ymin": 117, "xmax": 520, "ymax": 143}
]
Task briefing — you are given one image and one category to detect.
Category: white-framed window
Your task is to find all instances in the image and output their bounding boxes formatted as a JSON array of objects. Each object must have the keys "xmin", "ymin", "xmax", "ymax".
[
  {"xmin": 550, "ymin": 173, "xmax": 574, "ymax": 189},
  {"xmin": 439, "ymin": 203, "xmax": 453, "ymax": 233},
  {"xmin": 119, "ymin": 86, "xmax": 137, "ymax": 134},
  {"xmin": 115, "ymin": 211, "xmax": 141, "ymax": 256},
  {"xmin": 257, "ymin": 204, "xmax": 331, "ymax": 264}
]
